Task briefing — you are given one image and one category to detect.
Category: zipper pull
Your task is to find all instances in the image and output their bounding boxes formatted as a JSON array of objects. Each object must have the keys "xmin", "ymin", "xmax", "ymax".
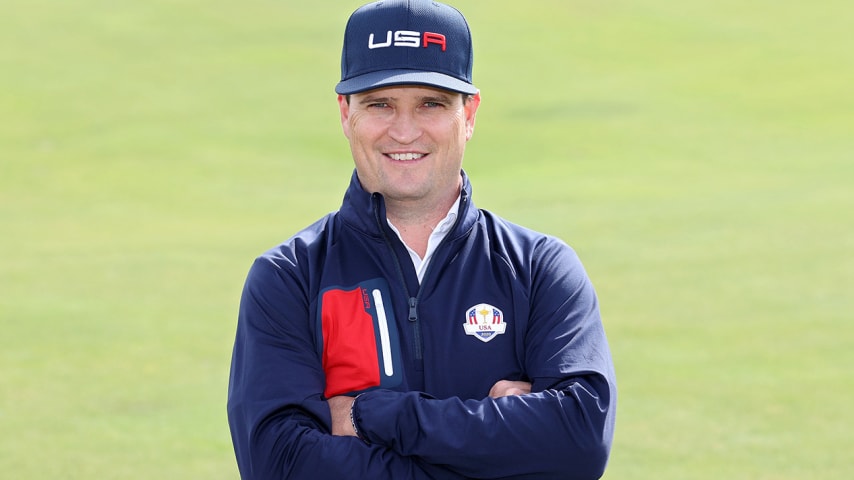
[{"xmin": 408, "ymin": 297, "xmax": 418, "ymax": 322}]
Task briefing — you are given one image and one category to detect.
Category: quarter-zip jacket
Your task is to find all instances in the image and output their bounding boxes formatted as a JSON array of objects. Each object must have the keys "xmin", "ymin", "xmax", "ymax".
[{"xmin": 228, "ymin": 170, "xmax": 617, "ymax": 480}]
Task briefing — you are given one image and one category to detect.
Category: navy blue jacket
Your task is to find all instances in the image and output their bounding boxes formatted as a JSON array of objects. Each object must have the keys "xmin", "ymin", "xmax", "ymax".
[{"xmin": 228, "ymin": 171, "xmax": 617, "ymax": 479}]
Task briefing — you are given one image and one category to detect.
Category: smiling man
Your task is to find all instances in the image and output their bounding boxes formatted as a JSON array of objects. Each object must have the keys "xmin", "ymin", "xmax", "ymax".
[{"xmin": 227, "ymin": 1, "xmax": 617, "ymax": 479}]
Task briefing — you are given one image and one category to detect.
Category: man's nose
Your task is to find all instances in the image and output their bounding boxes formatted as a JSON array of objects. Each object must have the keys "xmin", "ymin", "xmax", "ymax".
[{"xmin": 387, "ymin": 110, "xmax": 423, "ymax": 144}]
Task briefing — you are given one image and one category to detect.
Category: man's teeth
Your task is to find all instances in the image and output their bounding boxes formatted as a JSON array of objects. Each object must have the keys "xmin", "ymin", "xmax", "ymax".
[{"xmin": 388, "ymin": 153, "xmax": 424, "ymax": 161}]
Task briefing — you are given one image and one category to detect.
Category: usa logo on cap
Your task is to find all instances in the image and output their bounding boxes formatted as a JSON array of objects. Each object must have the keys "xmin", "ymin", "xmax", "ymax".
[{"xmin": 463, "ymin": 303, "xmax": 507, "ymax": 343}]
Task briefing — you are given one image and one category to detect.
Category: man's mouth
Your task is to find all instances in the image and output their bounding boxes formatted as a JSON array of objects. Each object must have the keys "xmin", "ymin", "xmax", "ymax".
[{"xmin": 387, "ymin": 153, "xmax": 426, "ymax": 161}]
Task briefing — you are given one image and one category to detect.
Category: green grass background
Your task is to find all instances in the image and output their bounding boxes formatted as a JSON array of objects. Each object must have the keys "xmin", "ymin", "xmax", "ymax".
[{"xmin": 2, "ymin": 0, "xmax": 852, "ymax": 478}]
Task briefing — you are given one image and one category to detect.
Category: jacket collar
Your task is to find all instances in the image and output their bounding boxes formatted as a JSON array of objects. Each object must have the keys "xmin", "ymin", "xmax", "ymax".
[{"xmin": 338, "ymin": 169, "xmax": 478, "ymax": 240}]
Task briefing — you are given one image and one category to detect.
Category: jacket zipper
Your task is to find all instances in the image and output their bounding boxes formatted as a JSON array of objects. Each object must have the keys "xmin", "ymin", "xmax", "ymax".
[
  {"xmin": 408, "ymin": 296, "xmax": 422, "ymax": 360},
  {"xmin": 372, "ymin": 191, "xmax": 469, "ymax": 362},
  {"xmin": 372, "ymin": 194, "xmax": 423, "ymax": 361}
]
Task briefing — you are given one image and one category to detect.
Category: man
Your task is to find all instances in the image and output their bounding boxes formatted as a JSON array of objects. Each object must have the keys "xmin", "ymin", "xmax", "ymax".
[{"xmin": 227, "ymin": 1, "xmax": 617, "ymax": 479}]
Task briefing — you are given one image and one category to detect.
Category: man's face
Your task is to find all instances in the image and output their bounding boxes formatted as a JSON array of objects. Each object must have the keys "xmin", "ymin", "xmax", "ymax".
[{"xmin": 338, "ymin": 85, "xmax": 480, "ymax": 207}]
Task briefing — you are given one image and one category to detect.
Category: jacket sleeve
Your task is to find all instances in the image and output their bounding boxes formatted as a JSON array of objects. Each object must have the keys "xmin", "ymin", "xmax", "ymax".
[
  {"xmin": 351, "ymin": 239, "xmax": 617, "ymax": 480},
  {"xmin": 227, "ymin": 255, "xmax": 468, "ymax": 480}
]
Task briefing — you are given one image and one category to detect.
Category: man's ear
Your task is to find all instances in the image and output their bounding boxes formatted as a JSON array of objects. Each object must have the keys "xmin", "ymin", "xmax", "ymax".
[
  {"xmin": 464, "ymin": 92, "xmax": 481, "ymax": 141},
  {"xmin": 338, "ymin": 95, "xmax": 351, "ymax": 139}
]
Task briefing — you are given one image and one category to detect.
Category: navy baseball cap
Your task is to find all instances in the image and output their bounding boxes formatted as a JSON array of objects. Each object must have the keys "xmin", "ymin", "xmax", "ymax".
[{"xmin": 335, "ymin": 0, "xmax": 478, "ymax": 95}]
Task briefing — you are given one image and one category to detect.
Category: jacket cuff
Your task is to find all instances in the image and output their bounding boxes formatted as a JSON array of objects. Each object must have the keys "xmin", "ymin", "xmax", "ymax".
[{"xmin": 350, "ymin": 393, "xmax": 369, "ymax": 443}]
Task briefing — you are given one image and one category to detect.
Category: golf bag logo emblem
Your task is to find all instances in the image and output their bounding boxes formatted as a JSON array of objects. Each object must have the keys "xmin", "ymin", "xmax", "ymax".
[{"xmin": 463, "ymin": 303, "xmax": 506, "ymax": 343}]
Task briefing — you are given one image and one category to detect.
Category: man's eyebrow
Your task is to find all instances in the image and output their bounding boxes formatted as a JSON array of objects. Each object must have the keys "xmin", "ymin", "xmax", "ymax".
[
  {"xmin": 358, "ymin": 96, "xmax": 392, "ymax": 105},
  {"xmin": 357, "ymin": 94, "xmax": 456, "ymax": 105},
  {"xmin": 421, "ymin": 94, "xmax": 454, "ymax": 104}
]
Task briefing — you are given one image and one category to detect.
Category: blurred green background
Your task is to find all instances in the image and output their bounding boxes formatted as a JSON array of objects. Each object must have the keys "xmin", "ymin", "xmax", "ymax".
[{"xmin": 1, "ymin": 0, "xmax": 852, "ymax": 478}]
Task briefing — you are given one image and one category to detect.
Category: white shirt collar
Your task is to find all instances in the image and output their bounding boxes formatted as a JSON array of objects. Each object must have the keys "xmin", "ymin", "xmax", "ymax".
[{"xmin": 387, "ymin": 195, "xmax": 461, "ymax": 283}]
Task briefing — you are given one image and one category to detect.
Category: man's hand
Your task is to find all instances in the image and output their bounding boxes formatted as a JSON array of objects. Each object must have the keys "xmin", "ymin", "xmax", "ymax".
[
  {"xmin": 328, "ymin": 395, "xmax": 357, "ymax": 436},
  {"xmin": 489, "ymin": 380, "xmax": 532, "ymax": 398}
]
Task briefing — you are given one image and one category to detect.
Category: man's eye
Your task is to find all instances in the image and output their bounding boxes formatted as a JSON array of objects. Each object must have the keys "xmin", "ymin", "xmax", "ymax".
[
  {"xmin": 368, "ymin": 102, "xmax": 389, "ymax": 108},
  {"xmin": 423, "ymin": 102, "xmax": 443, "ymax": 108}
]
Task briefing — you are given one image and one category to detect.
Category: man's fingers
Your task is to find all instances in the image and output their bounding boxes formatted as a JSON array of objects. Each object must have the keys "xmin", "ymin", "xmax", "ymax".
[{"xmin": 489, "ymin": 380, "xmax": 532, "ymax": 398}]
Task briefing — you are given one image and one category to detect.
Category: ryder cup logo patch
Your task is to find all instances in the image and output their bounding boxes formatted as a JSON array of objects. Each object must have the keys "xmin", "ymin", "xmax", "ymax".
[{"xmin": 463, "ymin": 304, "xmax": 507, "ymax": 343}]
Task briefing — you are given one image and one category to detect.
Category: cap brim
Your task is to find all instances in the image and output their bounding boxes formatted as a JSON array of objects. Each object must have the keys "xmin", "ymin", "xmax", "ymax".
[{"xmin": 335, "ymin": 69, "xmax": 478, "ymax": 95}]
